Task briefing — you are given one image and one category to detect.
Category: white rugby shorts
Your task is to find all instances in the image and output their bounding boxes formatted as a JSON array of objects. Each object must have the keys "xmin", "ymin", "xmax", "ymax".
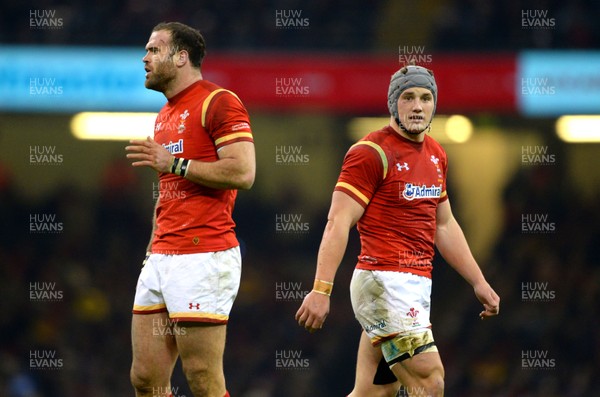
[
  {"xmin": 350, "ymin": 269, "xmax": 433, "ymax": 345},
  {"xmin": 132, "ymin": 246, "xmax": 241, "ymax": 324}
]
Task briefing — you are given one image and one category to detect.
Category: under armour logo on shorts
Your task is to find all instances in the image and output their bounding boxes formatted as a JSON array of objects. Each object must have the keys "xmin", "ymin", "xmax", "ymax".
[{"xmin": 189, "ymin": 302, "xmax": 200, "ymax": 310}]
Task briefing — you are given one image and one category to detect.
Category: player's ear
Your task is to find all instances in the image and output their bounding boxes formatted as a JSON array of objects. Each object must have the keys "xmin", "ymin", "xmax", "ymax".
[{"xmin": 176, "ymin": 50, "xmax": 188, "ymax": 66}]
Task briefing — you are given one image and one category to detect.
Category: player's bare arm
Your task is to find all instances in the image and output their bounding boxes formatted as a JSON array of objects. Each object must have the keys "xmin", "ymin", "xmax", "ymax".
[
  {"xmin": 186, "ymin": 140, "xmax": 255, "ymax": 190},
  {"xmin": 434, "ymin": 199, "xmax": 500, "ymax": 319},
  {"xmin": 295, "ymin": 191, "xmax": 364, "ymax": 332},
  {"xmin": 126, "ymin": 137, "xmax": 255, "ymax": 190}
]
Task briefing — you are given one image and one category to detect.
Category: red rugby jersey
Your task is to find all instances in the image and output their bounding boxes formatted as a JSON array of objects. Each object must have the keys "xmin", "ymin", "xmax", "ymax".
[
  {"xmin": 334, "ymin": 125, "xmax": 448, "ymax": 278},
  {"xmin": 151, "ymin": 80, "xmax": 253, "ymax": 254}
]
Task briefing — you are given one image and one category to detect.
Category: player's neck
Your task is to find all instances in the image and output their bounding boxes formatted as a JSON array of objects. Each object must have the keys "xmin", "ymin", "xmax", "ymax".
[{"xmin": 164, "ymin": 71, "xmax": 203, "ymax": 99}]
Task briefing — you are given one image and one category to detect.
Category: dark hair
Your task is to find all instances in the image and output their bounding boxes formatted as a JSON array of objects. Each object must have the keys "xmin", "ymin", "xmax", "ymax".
[{"xmin": 152, "ymin": 22, "xmax": 206, "ymax": 68}]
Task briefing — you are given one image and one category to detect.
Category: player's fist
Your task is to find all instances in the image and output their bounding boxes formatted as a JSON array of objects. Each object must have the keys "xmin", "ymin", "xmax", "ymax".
[
  {"xmin": 295, "ymin": 291, "xmax": 330, "ymax": 333},
  {"xmin": 474, "ymin": 282, "xmax": 500, "ymax": 319}
]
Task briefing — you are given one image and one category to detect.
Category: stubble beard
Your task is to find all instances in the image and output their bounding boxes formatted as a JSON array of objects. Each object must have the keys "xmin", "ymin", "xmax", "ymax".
[
  {"xmin": 399, "ymin": 118, "xmax": 431, "ymax": 135},
  {"xmin": 405, "ymin": 126, "xmax": 425, "ymax": 135},
  {"xmin": 145, "ymin": 62, "xmax": 176, "ymax": 93}
]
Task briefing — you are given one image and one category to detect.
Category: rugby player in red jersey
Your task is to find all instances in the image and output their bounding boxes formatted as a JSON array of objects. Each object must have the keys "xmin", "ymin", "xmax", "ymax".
[
  {"xmin": 126, "ymin": 22, "xmax": 255, "ymax": 397},
  {"xmin": 296, "ymin": 65, "xmax": 499, "ymax": 396}
]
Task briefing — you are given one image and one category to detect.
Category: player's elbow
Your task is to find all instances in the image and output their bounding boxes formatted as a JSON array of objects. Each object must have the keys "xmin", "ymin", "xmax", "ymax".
[
  {"xmin": 324, "ymin": 216, "xmax": 352, "ymax": 237},
  {"xmin": 236, "ymin": 170, "xmax": 255, "ymax": 190}
]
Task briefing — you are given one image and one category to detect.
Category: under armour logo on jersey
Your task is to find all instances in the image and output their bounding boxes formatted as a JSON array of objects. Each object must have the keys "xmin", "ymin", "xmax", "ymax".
[
  {"xmin": 189, "ymin": 302, "xmax": 200, "ymax": 310},
  {"xmin": 430, "ymin": 155, "xmax": 439, "ymax": 165},
  {"xmin": 396, "ymin": 162, "xmax": 410, "ymax": 171}
]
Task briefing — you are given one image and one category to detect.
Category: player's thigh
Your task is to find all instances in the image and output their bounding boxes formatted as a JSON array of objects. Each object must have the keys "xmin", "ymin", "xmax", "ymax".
[
  {"xmin": 131, "ymin": 312, "xmax": 179, "ymax": 378},
  {"xmin": 351, "ymin": 331, "xmax": 400, "ymax": 397},
  {"xmin": 392, "ymin": 351, "xmax": 444, "ymax": 387},
  {"xmin": 175, "ymin": 323, "xmax": 227, "ymax": 369},
  {"xmin": 355, "ymin": 330, "xmax": 382, "ymax": 382},
  {"xmin": 159, "ymin": 249, "xmax": 239, "ymax": 370}
]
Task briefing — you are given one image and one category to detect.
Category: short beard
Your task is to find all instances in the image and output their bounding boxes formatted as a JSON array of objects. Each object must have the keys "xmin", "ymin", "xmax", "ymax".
[{"xmin": 145, "ymin": 63, "xmax": 176, "ymax": 93}]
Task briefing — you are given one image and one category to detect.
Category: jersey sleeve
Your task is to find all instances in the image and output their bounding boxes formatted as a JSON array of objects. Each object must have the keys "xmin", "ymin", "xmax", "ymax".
[
  {"xmin": 205, "ymin": 91, "xmax": 253, "ymax": 150},
  {"xmin": 334, "ymin": 142, "xmax": 386, "ymax": 208}
]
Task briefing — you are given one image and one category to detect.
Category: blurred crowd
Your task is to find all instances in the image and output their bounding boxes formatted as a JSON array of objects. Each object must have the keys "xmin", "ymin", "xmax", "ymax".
[{"xmin": 2, "ymin": 0, "xmax": 599, "ymax": 50}]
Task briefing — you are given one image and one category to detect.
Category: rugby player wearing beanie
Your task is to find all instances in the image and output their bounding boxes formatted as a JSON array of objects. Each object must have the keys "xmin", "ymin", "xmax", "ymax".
[{"xmin": 296, "ymin": 64, "xmax": 500, "ymax": 396}]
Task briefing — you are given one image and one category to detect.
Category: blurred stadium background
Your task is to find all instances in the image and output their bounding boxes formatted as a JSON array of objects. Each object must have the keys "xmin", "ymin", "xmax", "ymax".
[{"xmin": 1, "ymin": 1, "xmax": 599, "ymax": 396}]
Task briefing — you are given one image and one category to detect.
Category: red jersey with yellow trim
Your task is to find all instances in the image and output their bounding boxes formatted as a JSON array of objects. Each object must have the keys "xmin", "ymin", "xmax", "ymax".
[
  {"xmin": 334, "ymin": 125, "xmax": 448, "ymax": 278},
  {"xmin": 151, "ymin": 80, "xmax": 253, "ymax": 254}
]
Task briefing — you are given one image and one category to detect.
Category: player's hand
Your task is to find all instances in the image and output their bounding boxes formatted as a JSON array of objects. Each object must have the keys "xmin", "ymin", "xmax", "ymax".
[
  {"xmin": 474, "ymin": 281, "xmax": 500, "ymax": 319},
  {"xmin": 126, "ymin": 136, "xmax": 173, "ymax": 173},
  {"xmin": 295, "ymin": 291, "xmax": 330, "ymax": 333}
]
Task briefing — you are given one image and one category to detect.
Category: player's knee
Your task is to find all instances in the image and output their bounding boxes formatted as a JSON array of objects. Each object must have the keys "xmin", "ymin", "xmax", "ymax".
[
  {"xmin": 182, "ymin": 360, "xmax": 221, "ymax": 396},
  {"xmin": 427, "ymin": 375, "xmax": 444, "ymax": 396},
  {"xmin": 130, "ymin": 364, "xmax": 154, "ymax": 393},
  {"xmin": 414, "ymin": 371, "xmax": 444, "ymax": 396}
]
